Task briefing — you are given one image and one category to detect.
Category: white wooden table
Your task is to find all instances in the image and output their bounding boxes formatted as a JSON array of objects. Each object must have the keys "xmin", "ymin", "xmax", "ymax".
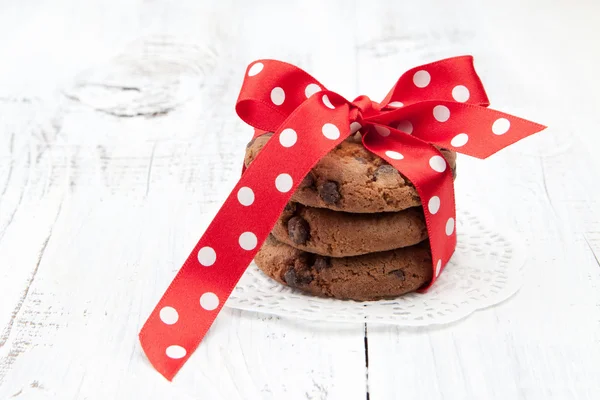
[{"xmin": 1, "ymin": 0, "xmax": 599, "ymax": 398}]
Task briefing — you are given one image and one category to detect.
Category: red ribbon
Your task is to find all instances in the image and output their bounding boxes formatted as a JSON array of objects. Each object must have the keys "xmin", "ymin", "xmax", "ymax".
[{"xmin": 139, "ymin": 56, "xmax": 546, "ymax": 380}]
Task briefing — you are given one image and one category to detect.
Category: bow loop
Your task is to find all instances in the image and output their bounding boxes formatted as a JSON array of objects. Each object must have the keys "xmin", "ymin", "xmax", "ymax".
[
  {"xmin": 236, "ymin": 60, "xmax": 328, "ymax": 132},
  {"xmin": 380, "ymin": 55, "xmax": 490, "ymax": 108}
]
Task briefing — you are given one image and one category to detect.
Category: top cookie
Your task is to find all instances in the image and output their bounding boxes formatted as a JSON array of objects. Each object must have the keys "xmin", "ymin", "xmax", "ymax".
[{"xmin": 245, "ymin": 131, "xmax": 457, "ymax": 213}]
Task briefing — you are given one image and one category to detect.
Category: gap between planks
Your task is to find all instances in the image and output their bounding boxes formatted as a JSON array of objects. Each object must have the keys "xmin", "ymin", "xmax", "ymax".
[{"xmin": 364, "ymin": 323, "xmax": 370, "ymax": 400}]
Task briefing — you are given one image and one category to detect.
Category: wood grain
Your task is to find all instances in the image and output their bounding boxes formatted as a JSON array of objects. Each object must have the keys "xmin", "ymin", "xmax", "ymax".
[{"xmin": 1, "ymin": 0, "xmax": 599, "ymax": 399}]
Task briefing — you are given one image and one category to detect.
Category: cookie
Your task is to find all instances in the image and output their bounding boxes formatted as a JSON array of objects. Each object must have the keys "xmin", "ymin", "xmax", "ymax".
[
  {"xmin": 245, "ymin": 132, "xmax": 456, "ymax": 213},
  {"xmin": 272, "ymin": 202, "xmax": 428, "ymax": 257},
  {"xmin": 254, "ymin": 235, "xmax": 433, "ymax": 301}
]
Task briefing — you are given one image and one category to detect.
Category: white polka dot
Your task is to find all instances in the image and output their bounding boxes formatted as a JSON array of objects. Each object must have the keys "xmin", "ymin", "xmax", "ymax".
[
  {"xmin": 492, "ymin": 118, "xmax": 510, "ymax": 135},
  {"xmin": 428, "ymin": 196, "xmax": 440, "ymax": 214},
  {"xmin": 452, "ymin": 85, "xmax": 470, "ymax": 102},
  {"xmin": 433, "ymin": 105, "xmax": 450, "ymax": 122},
  {"xmin": 239, "ymin": 232, "xmax": 258, "ymax": 250},
  {"xmin": 275, "ymin": 173, "xmax": 293, "ymax": 192},
  {"xmin": 166, "ymin": 345, "xmax": 186, "ymax": 359},
  {"xmin": 435, "ymin": 259, "xmax": 442, "ymax": 277},
  {"xmin": 237, "ymin": 186, "xmax": 255, "ymax": 206},
  {"xmin": 445, "ymin": 218, "xmax": 455, "ymax": 236},
  {"xmin": 322, "ymin": 94, "xmax": 335, "ymax": 109},
  {"xmin": 413, "ymin": 70, "xmax": 431, "ymax": 88},
  {"xmin": 375, "ymin": 126, "xmax": 390, "ymax": 137},
  {"xmin": 385, "ymin": 150, "xmax": 404, "ymax": 160},
  {"xmin": 159, "ymin": 306, "xmax": 179, "ymax": 325},
  {"xmin": 396, "ymin": 120, "xmax": 413, "ymax": 134},
  {"xmin": 451, "ymin": 133, "xmax": 469, "ymax": 148},
  {"xmin": 247, "ymin": 62, "xmax": 264, "ymax": 76},
  {"xmin": 270, "ymin": 87, "xmax": 285, "ymax": 106},
  {"xmin": 200, "ymin": 292, "xmax": 220, "ymax": 311},
  {"xmin": 350, "ymin": 122, "xmax": 362, "ymax": 134},
  {"xmin": 322, "ymin": 123, "xmax": 340, "ymax": 140},
  {"xmin": 279, "ymin": 128, "xmax": 297, "ymax": 148},
  {"xmin": 305, "ymin": 83, "xmax": 321, "ymax": 98},
  {"xmin": 197, "ymin": 246, "xmax": 216, "ymax": 266},
  {"xmin": 388, "ymin": 101, "xmax": 404, "ymax": 108},
  {"xmin": 429, "ymin": 156, "xmax": 447, "ymax": 173}
]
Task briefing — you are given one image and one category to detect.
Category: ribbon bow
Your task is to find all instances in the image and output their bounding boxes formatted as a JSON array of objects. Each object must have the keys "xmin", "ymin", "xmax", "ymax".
[{"xmin": 139, "ymin": 56, "xmax": 545, "ymax": 380}]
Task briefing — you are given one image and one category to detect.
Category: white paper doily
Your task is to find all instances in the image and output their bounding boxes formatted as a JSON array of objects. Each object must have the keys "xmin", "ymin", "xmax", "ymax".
[{"xmin": 225, "ymin": 203, "xmax": 526, "ymax": 326}]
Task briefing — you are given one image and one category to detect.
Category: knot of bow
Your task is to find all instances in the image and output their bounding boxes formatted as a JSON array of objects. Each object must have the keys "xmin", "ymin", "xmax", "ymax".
[{"xmin": 140, "ymin": 56, "xmax": 546, "ymax": 381}]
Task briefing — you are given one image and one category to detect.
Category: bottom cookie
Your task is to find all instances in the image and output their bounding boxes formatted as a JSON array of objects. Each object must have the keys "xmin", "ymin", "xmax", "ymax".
[{"xmin": 255, "ymin": 235, "xmax": 433, "ymax": 301}]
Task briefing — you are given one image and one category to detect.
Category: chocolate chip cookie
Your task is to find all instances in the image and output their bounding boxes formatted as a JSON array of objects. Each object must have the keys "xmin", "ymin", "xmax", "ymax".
[
  {"xmin": 245, "ymin": 131, "xmax": 456, "ymax": 213},
  {"xmin": 272, "ymin": 202, "xmax": 428, "ymax": 257},
  {"xmin": 255, "ymin": 235, "xmax": 433, "ymax": 301}
]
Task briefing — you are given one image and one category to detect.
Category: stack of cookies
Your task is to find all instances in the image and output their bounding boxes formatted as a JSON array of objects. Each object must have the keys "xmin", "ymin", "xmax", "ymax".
[{"xmin": 245, "ymin": 131, "xmax": 456, "ymax": 301}]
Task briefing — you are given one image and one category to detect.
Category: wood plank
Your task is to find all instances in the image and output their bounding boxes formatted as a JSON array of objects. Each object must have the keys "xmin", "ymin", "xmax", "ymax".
[
  {"xmin": 0, "ymin": 0, "xmax": 370, "ymax": 398},
  {"xmin": 357, "ymin": 0, "xmax": 600, "ymax": 399}
]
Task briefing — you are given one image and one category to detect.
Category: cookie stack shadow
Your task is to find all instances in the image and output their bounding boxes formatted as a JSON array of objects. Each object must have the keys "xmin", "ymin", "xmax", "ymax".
[{"xmin": 246, "ymin": 132, "xmax": 456, "ymax": 301}]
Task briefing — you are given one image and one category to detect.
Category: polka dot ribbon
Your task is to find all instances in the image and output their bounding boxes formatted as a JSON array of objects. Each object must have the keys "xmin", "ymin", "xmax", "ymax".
[{"xmin": 139, "ymin": 56, "xmax": 546, "ymax": 380}]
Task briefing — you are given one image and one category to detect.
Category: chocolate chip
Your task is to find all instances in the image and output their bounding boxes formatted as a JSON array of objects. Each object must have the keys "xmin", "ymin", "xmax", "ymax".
[
  {"xmin": 299, "ymin": 172, "xmax": 315, "ymax": 189},
  {"xmin": 288, "ymin": 216, "xmax": 310, "ymax": 245},
  {"xmin": 318, "ymin": 181, "xmax": 341, "ymax": 204},
  {"xmin": 373, "ymin": 164, "xmax": 398, "ymax": 179},
  {"xmin": 313, "ymin": 256, "xmax": 330, "ymax": 271},
  {"xmin": 389, "ymin": 269, "xmax": 406, "ymax": 280},
  {"xmin": 283, "ymin": 202, "xmax": 296, "ymax": 214},
  {"xmin": 283, "ymin": 269, "xmax": 299, "ymax": 287},
  {"xmin": 283, "ymin": 268, "xmax": 313, "ymax": 287},
  {"xmin": 354, "ymin": 156, "xmax": 367, "ymax": 164}
]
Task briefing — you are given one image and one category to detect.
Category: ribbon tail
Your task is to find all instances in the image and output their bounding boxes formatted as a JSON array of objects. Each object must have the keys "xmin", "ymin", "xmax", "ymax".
[
  {"xmin": 139, "ymin": 94, "xmax": 352, "ymax": 380},
  {"xmin": 363, "ymin": 126, "xmax": 457, "ymax": 289}
]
